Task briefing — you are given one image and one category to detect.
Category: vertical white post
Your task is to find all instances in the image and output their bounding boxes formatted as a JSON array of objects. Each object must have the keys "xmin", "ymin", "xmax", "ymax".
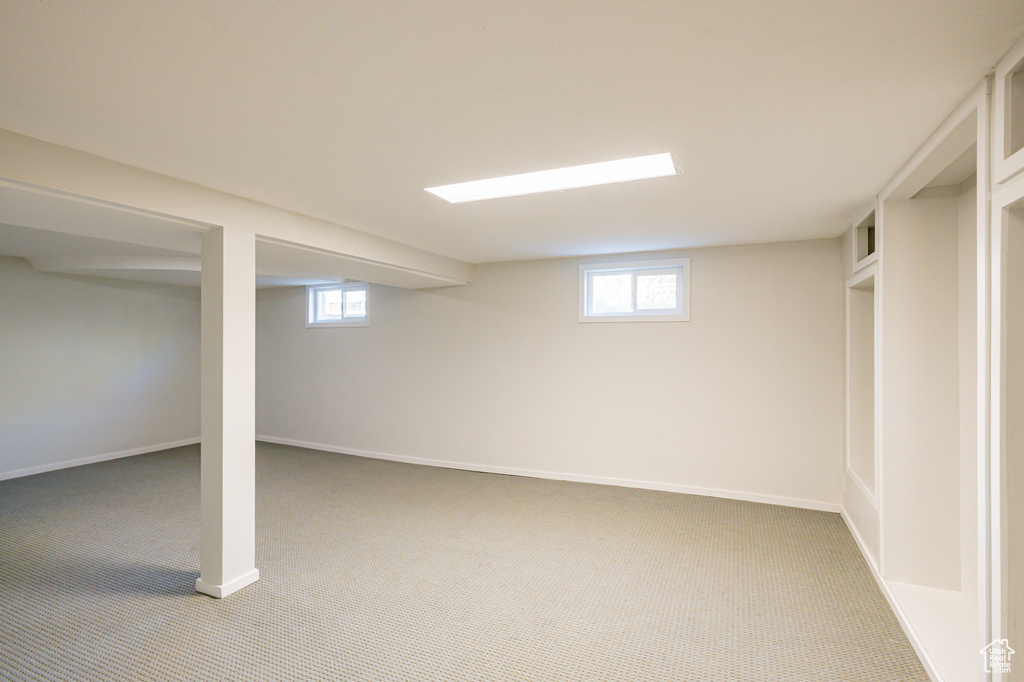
[{"xmin": 195, "ymin": 225, "xmax": 259, "ymax": 598}]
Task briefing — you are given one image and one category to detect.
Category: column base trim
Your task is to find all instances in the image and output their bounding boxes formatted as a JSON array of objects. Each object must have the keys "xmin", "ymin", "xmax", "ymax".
[{"xmin": 195, "ymin": 568, "xmax": 260, "ymax": 599}]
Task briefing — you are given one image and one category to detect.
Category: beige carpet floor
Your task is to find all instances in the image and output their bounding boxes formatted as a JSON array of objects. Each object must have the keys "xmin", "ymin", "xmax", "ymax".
[{"xmin": 0, "ymin": 442, "xmax": 928, "ymax": 680}]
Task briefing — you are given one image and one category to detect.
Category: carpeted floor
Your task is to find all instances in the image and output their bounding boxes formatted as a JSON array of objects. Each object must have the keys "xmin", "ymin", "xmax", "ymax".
[{"xmin": 0, "ymin": 442, "xmax": 927, "ymax": 681}]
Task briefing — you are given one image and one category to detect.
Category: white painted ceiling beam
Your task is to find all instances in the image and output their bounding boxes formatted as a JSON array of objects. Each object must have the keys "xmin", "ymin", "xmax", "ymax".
[{"xmin": 0, "ymin": 130, "xmax": 472, "ymax": 289}]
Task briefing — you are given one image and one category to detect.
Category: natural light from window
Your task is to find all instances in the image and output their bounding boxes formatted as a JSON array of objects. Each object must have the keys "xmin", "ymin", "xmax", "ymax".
[
  {"xmin": 580, "ymin": 258, "xmax": 690, "ymax": 322},
  {"xmin": 307, "ymin": 282, "xmax": 369, "ymax": 327}
]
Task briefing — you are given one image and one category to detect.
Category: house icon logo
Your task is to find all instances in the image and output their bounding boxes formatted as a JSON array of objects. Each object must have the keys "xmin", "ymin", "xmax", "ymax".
[{"xmin": 981, "ymin": 639, "xmax": 1015, "ymax": 675}]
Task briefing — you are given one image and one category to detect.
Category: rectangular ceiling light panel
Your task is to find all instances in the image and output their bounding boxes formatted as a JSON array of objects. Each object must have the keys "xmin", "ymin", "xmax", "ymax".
[{"xmin": 426, "ymin": 152, "xmax": 676, "ymax": 203}]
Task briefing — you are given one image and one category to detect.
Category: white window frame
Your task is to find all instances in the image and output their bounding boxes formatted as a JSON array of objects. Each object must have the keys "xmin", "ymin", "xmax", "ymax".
[
  {"xmin": 579, "ymin": 257, "xmax": 690, "ymax": 322},
  {"xmin": 306, "ymin": 282, "xmax": 369, "ymax": 328}
]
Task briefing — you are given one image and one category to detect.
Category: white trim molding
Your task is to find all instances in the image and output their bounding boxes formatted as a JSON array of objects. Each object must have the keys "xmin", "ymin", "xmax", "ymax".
[
  {"xmin": 989, "ymin": 169, "xmax": 1024, "ymax": 662},
  {"xmin": 0, "ymin": 437, "xmax": 201, "ymax": 481},
  {"xmin": 195, "ymin": 568, "xmax": 260, "ymax": 599},
  {"xmin": 255, "ymin": 435, "xmax": 840, "ymax": 513}
]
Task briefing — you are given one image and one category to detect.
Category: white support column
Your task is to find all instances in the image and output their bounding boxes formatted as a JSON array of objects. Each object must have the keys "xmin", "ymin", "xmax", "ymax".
[{"xmin": 195, "ymin": 225, "xmax": 259, "ymax": 598}]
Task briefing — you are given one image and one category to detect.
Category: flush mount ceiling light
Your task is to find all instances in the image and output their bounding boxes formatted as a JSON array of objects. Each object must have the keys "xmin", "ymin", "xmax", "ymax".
[{"xmin": 425, "ymin": 152, "xmax": 677, "ymax": 203}]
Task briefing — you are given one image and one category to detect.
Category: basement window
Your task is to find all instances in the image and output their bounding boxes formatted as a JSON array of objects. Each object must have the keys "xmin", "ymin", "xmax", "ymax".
[
  {"xmin": 579, "ymin": 258, "xmax": 690, "ymax": 322},
  {"xmin": 306, "ymin": 282, "xmax": 369, "ymax": 327}
]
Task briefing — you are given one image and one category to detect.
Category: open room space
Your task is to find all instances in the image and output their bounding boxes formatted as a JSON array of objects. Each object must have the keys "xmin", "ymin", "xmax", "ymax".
[
  {"xmin": 2, "ymin": 2, "xmax": 1024, "ymax": 680},
  {"xmin": 0, "ymin": 443, "xmax": 929, "ymax": 681}
]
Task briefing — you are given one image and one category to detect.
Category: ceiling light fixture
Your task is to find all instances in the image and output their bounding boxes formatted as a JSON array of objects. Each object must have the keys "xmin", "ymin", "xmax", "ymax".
[{"xmin": 425, "ymin": 152, "xmax": 677, "ymax": 203}]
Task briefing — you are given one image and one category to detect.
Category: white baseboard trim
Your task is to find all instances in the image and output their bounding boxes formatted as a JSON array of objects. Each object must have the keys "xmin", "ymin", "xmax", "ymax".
[
  {"xmin": 840, "ymin": 509, "xmax": 942, "ymax": 682},
  {"xmin": 0, "ymin": 437, "xmax": 201, "ymax": 481},
  {"xmin": 256, "ymin": 434, "xmax": 840, "ymax": 513},
  {"xmin": 196, "ymin": 568, "xmax": 260, "ymax": 599}
]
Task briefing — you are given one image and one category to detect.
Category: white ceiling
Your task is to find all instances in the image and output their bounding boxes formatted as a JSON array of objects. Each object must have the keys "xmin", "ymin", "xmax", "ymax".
[{"xmin": 2, "ymin": 1, "xmax": 1023, "ymax": 265}]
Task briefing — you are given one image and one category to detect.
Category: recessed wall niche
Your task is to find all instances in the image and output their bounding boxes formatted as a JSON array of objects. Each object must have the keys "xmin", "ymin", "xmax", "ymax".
[
  {"xmin": 995, "ymin": 36, "xmax": 1024, "ymax": 183},
  {"xmin": 1003, "ymin": 200, "xmax": 1023, "ymax": 670},
  {"xmin": 867, "ymin": 94, "xmax": 982, "ymax": 682},
  {"xmin": 1010, "ymin": 65, "xmax": 1024, "ymax": 157},
  {"xmin": 993, "ymin": 177, "xmax": 1024, "ymax": 669},
  {"xmin": 852, "ymin": 206, "xmax": 877, "ymax": 272},
  {"xmin": 846, "ymin": 268, "xmax": 875, "ymax": 497}
]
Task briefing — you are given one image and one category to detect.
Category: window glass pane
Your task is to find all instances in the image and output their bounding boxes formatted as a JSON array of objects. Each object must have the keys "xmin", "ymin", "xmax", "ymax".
[
  {"xmin": 591, "ymin": 273, "xmax": 632, "ymax": 313},
  {"xmin": 308, "ymin": 283, "xmax": 369, "ymax": 327},
  {"xmin": 636, "ymin": 273, "xmax": 677, "ymax": 310},
  {"xmin": 344, "ymin": 288, "xmax": 366, "ymax": 317},
  {"xmin": 579, "ymin": 259, "xmax": 689, "ymax": 322},
  {"xmin": 318, "ymin": 289, "xmax": 343, "ymax": 320}
]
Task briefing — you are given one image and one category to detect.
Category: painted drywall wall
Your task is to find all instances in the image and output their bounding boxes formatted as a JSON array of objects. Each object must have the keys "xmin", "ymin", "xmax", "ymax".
[
  {"xmin": 256, "ymin": 239, "xmax": 843, "ymax": 508},
  {"xmin": 956, "ymin": 181, "xmax": 978, "ymax": 603},
  {"xmin": 881, "ymin": 195, "xmax": 963, "ymax": 590},
  {"xmin": 0, "ymin": 256, "xmax": 200, "ymax": 477}
]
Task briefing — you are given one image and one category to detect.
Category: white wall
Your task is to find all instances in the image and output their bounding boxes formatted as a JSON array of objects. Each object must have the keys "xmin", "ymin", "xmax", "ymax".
[
  {"xmin": 880, "ymin": 195, "xmax": 963, "ymax": 590},
  {"xmin": 257, "ymin": 239, "xmax": 843, "ymax": 509},
  {"xmin": 0, "ymin": 256, "xmax": 200, "ymax": 478},
  {"xmin": 957, "ymin": 181, "xmax": 978, "ymax": 603}
]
